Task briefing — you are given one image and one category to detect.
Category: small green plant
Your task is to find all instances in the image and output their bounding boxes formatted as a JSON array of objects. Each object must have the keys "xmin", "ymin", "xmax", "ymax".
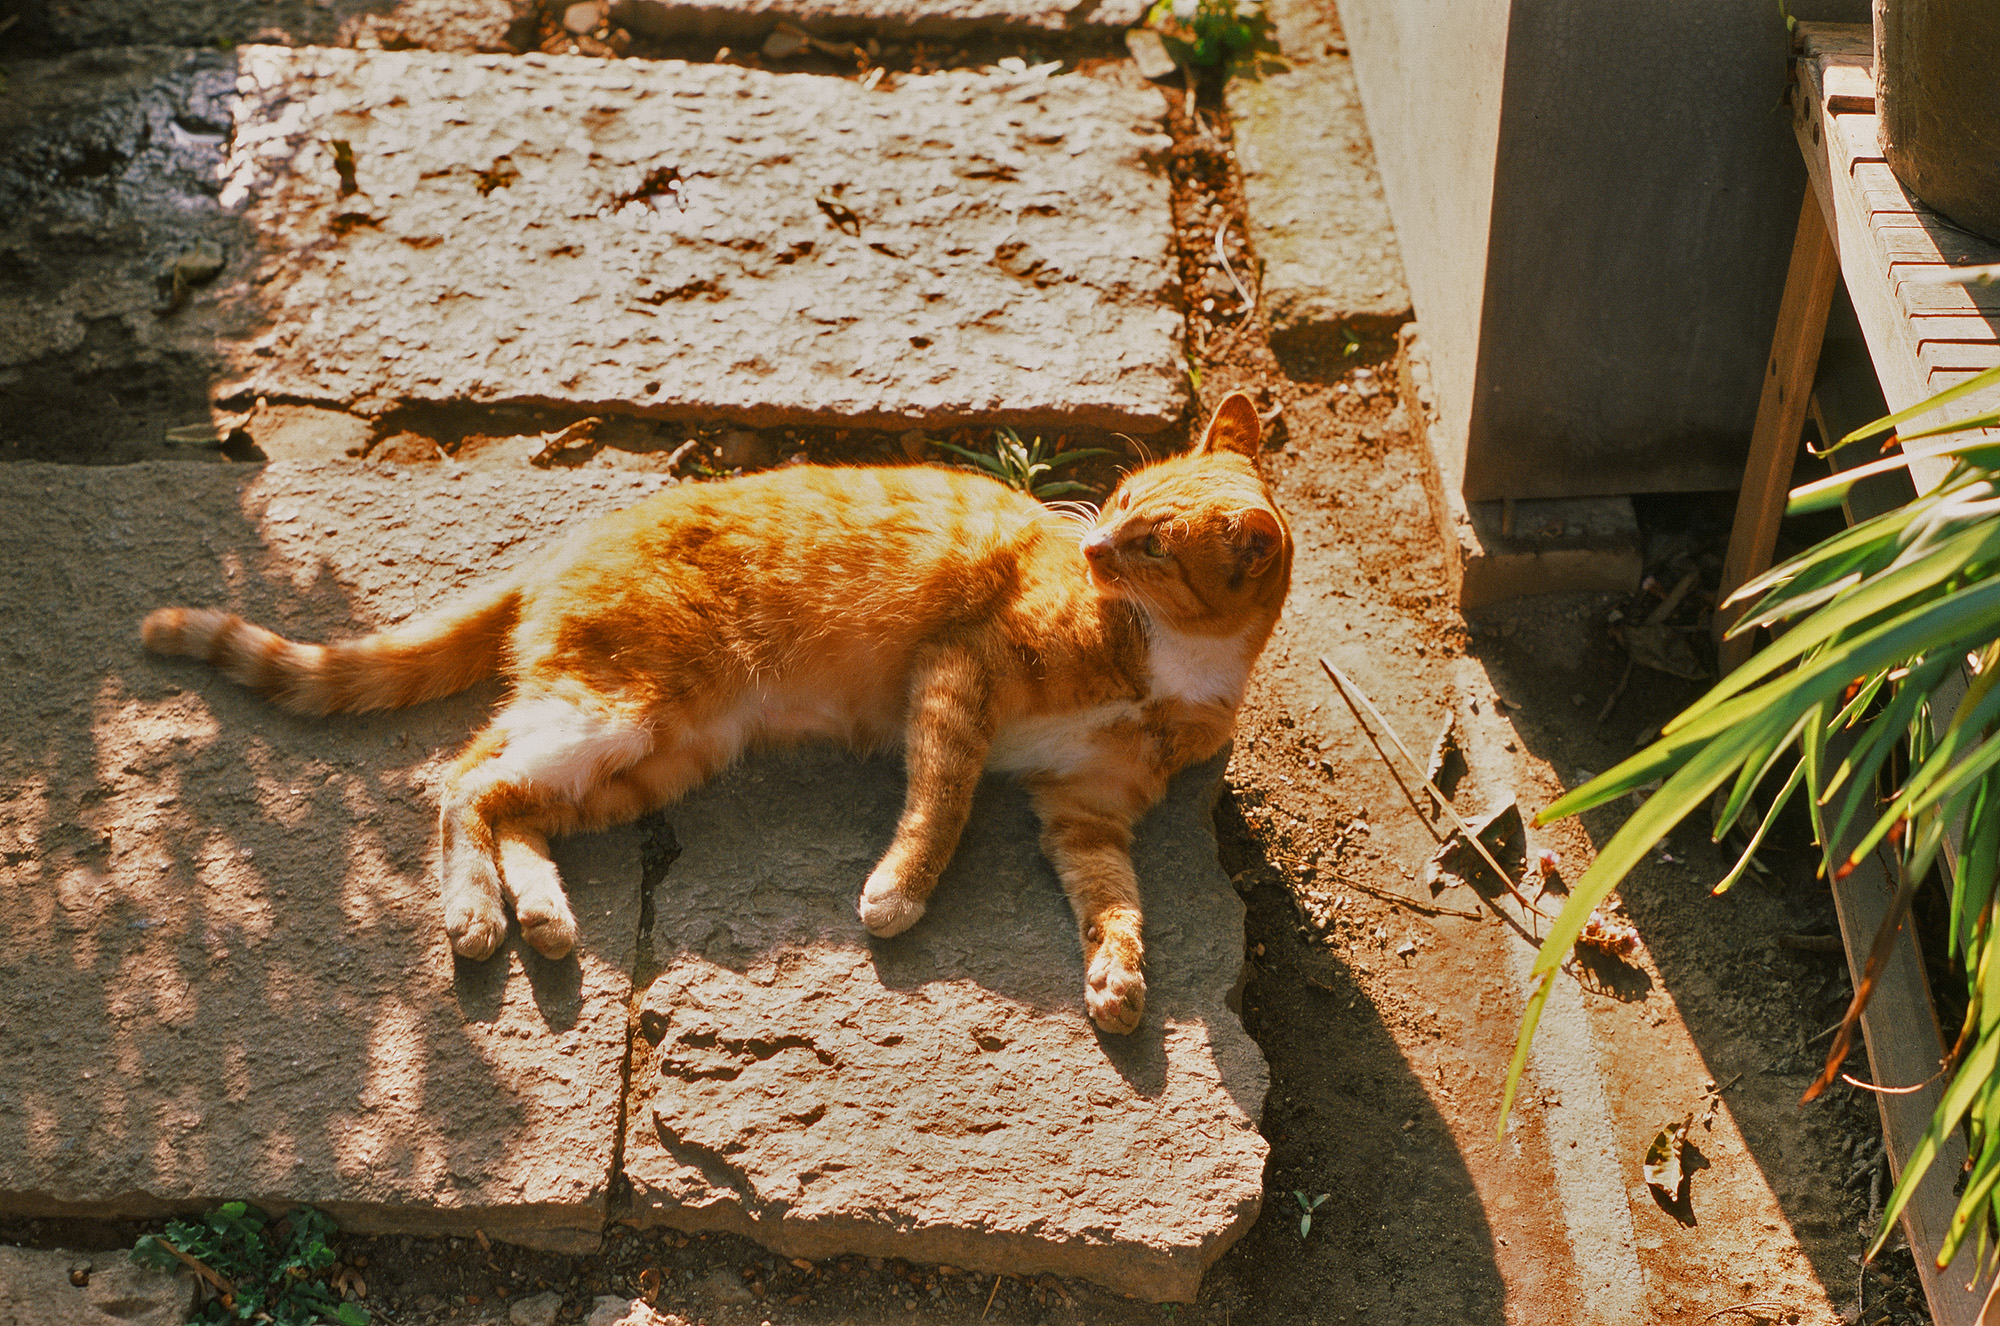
[
  {"xmin": 132, "ymin": 1202, "xmax": 368, "ymax": 1326},
  {"xmin": 1146, "ymin": 0, "xmax": 1270, "ymax": 69},
  {"xmin": 932, "ymin": 427, "xmax": 1117, "ymax": 501},
  {"xmin": 1294, "ymin": 1190, "xmax": 1328, "ymax": 1239}
]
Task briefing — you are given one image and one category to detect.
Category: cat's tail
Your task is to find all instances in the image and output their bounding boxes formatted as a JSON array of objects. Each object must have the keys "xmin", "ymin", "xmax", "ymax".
[{"xmin": 140, "ymin": 581, "xmax": 520, "ymax": 715}]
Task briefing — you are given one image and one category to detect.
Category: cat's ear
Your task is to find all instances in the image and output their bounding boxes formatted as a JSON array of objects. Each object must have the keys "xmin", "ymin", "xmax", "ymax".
[
  {"xmin": 1196, "ymin": 391, "xmax": 1262, "ymax": 459},
  {"xmin": 1231, "ymin": 508, "xmax": 1284, "ymax": 577}
]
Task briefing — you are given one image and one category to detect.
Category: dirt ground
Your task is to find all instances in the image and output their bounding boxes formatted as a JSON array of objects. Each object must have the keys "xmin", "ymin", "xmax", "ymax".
[{"xmin": 0, "ymin": 17, "xmax": 1945, "ymax": 1326}]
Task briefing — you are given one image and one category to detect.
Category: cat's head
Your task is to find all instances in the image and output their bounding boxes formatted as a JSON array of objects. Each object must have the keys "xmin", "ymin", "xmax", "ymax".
[{"xmin": 1081, "ymin": 392, "xmax": 1292, "ymax": 634}]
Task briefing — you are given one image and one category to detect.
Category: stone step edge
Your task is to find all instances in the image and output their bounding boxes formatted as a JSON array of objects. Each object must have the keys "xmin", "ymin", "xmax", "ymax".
[{"xmin": 602, "ymin": 0, "xmax": 1148, "ymax": 48}]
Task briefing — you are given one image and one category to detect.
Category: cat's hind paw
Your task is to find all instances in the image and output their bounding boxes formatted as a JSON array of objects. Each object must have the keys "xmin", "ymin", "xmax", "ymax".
[
  {"xmin": 1086, "ymin": 948, "xmax": 1146, "ymax": 1034},
  {"xmin": 516, "ymin": 896, "xmax": 579, "ymax": 959},
  {"xmin": 445, "ymin": 895, "xmax": 507, "ymax": 961},
  {"xmin": 858, "ymin": 871, "xmax": 926, "ymax": 938}
]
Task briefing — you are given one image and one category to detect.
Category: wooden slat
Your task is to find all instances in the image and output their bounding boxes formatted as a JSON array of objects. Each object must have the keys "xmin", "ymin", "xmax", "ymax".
[
  {"xmin": 1825, "ymin": 834, "xmax": 1986, "ymax": 1326},
  {"xmin": 1902, "ymin": 280, "xmax": 2000, "ymax": 317},
  {"xmin": 1875, "ymin": 223, "xmax": 2000, "ymax": 268},
  {"xmin": 1920, "ymin": 341, "xmax": 2000, "ymax": 374},
  {"xmin": 1795, "ymin": 33, "xmax": 1950, "ymax": 490},
  {"xmin": 1853, "ymin": 161, "xmax": 1920, "ymax": 206},
  {"xmin": 1833, "ymin": 113, "xmax": 1886, "ymax": 166},
  {"xmin": 1792, "ymin": 30, "xmax": 2000, "ymax": 1324},
  {"xmin": 1822, "ymin": 61, "xmax": 1875, "ymax": 112},
  {"xmin": 1713, "ymin": 192, "xmax": 1838, "ymax": 672},
  {"xmin": 1914, "ymin": 316, "xmax": 2000, "ymax": 347},
  {"xmin": 1800, "ymin": 21, "xmax": 1872, "ymax": 57}
]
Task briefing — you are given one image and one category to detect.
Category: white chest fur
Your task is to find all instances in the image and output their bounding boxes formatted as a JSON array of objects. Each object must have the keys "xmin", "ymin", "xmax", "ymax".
[
  {"xmin": 1145, "ymin": 623, "xmax": 1255, "ymax": 707},
  {"xmin": 987, "ymin": 701, "xmax": 1141, "ymax": 776}
]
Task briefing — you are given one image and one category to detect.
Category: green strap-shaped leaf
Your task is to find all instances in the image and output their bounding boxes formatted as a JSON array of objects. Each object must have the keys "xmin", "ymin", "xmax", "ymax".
[
  {"xmin": 1683, "ymin": 521, "xmax": 2000, "ymax": 733},
  {"xmin": 1712, "ymin": 758, "xmax": 1805, "ymax": 896},
  {"xmin": 1833, "ymin": 361, "xmax": 2000, "ymax": 453},
  {"xmin": 1872, "ymin": 1024, "xmax": 2000, "ymax": 1262}
]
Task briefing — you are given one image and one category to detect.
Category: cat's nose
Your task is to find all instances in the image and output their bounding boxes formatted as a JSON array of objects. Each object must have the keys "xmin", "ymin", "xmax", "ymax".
[{"xmin": 1081, "ymin": 531, "xmax": 1114, "ymax": 563}]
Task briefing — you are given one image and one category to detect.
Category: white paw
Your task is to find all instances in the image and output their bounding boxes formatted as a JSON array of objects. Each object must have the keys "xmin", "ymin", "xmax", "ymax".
[
  {"xmin": 858, "ymin": 870, "xmax": 926, "ymax": 938},
  {"xmin": 516, "ymin": 895, "xmax": 579, "ymax": 959},
  {"xmin": 1086, "ymin": 948, "xmax": 1146, "ymax": 1034},
  {"xmin": 445, "ymin": 894, "xmax": 507, "ymax": 961}
]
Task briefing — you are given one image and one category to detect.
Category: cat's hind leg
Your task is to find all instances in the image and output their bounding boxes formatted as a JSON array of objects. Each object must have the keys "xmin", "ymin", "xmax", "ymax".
[
  {"xmin": 1027, "ymin": 774, "xmax": 1156, "ymax": 1034},
  {"xmin": 859, "ymin": 645, "xmax": 994, "ymax": 937},
  {"xmin": 439, "ymin": 694, "xmax": 653, "ymax": 960}
]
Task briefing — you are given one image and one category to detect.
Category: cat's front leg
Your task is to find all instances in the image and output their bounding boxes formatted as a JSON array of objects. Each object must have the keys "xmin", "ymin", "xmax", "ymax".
[
  {"xmin": 1029, "ymin": 777, "xmax": 1151, "ymax": 1034},
  {"xmin": 860, "ymin": 647, "xmax": 994, "ymax": 937}
]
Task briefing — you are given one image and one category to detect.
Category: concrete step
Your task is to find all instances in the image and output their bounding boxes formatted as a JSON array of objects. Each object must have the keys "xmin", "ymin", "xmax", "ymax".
[
  {"xmin": 0, "ymin": 459, "xmax": 1265, "ymax": 1299},
  {"xmin": 1223, "ymin": 0, "xmax": 1410, "ymax": 371},
  {"xmin": 0, "ymin": 461, "xmax": 669, "ymax": 1250},
  {"xmin": 15, "ymin": 0, "xmax": 1144, "ymax": 59},
  {"xmin": 11, "ymin": 0, "xmax": 529, "ymax": 56},
  {"xmin": 1, "ymin": 48, "xmax": 1186, "ymax": 463},
  {"xmin": 624, "ymin": 745, "xmax": 1265, "ymax": 1303}
]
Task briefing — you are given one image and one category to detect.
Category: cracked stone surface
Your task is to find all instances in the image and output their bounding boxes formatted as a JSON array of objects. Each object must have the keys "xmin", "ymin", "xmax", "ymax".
[
  {"xmin": 623, "ymin": 746, "xmax": 1268, "ymax": 1302},
  {"xmin": 0, "ymin": 461, "xmax": 669, "ymax": 1250},
  {"xmin": 0, "ymin": 48, "xmax": 250, "ymax": 463},
  {"xmin": 0, "ymin": 50, "xmax": 1182, "ymax": 461},
  {"xmin": 1224, "ymin": 0, "xmax": 1410, "ymax": 360},
  {"xmin": 0, "ymin": 1246, "xmax": 193, "ymax": 1326},
  {"xmin": 211, "ymin": 50, "xmax": 1184, "ymax": 432},
  {"xmin": 15, "ymin": 0, "xmax": 530, "ymax": 56},
  {"xmin": 605, "ymin": 0, "xmax": 1146, "ymax": 44}
]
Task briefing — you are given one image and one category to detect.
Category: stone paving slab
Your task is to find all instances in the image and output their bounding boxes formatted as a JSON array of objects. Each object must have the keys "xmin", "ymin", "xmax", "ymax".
[
  {"xmin": 623, "ymin": 745, "xmax": 1268, "ymax": 1303},
  {"xmin": 1224, "ymin": 0, "xmax": 1410, "ymax": 362},
  {"xmin": 0, "ymin": 49, "xmax": 1181, "ymax": 461},
  {"xmin": 0, "ymin": 1246, "xmax": 193, "ymax": 1326},
  {"xmin": 0, "ymin": 460, "xmax": 678, "ymax": 1251},
  {"xmin": 0, "ymin": 48, "xmax": 248, "ymax": 463},
  {"xmin": 16, "ymin": 0, "xmax": 529, "ymax": 56},
  {"xmin": 605, "ymin": 0, "xmax": 1146, "ymax": 44},
  {"xmin": 211, "ymin": 49, "xmax": 1183, "ymax": 432}
]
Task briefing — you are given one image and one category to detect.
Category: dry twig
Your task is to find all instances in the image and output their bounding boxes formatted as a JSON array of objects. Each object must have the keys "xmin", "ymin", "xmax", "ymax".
[
  {"xmin": 152, "ymin": 1239, "xmax": 236, "ymax": 1301},
  {"xmin": 1329, "ymin": 873, "xmax": 1481, "ymax": 920},
  {"xmin": 1320, "ymin": 658, "xmax": 1545, "ymax": 917}
]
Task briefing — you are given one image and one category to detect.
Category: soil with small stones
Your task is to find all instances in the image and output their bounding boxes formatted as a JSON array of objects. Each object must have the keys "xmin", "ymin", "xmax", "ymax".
[{"xmin": 0, "ymin": 7, "xmax": 1943, "ymax": 1324}]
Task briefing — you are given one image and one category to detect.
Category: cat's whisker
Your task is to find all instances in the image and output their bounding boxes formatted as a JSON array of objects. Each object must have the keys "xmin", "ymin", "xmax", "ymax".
[
  {"xmin": 1045, "ymin": 499, "xmax": 1101, "ymax": 530},
  {"xmin": 1114, "ymin": 433, "xmax": 1154, "ymax": 466}
]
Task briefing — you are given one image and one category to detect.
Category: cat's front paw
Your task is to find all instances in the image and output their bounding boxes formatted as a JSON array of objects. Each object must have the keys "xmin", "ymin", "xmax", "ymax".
[
  {"xmin": 1086, "ymin": 947, "xmax": 1146, "ymax": 1034},
  {"xmin": 445, "ymin": 893, "xmax": 507, "ymax": 961},
  {"xmin": 858, "ymin": 870, "xmax": 926, "ymax": 938}
]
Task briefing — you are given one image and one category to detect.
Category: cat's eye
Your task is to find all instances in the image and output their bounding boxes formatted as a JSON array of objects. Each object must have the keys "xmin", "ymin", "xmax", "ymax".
[
  {"xmin": 1143, "ymin": 533, "xmax": 1167, "ymax": 558},
  {"xmin": 1118, "ymin": 490, "xmax": 1133, "ymax": 510}
]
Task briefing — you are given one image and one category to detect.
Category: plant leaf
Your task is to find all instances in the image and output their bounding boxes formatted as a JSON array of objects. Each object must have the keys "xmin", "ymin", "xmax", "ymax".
[{"xmin": 1832, "ymin": 361, "xmax": 2000, "ymax": 453}]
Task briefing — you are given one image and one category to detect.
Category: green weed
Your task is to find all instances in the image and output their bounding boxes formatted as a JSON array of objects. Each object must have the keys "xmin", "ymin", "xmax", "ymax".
[
  {"xmin": 1145, "ymin": 0, "xmax": 1271, "ymax": 70},
  {"xmin": 132, "ymin": 1202, "xmax": 368, "ymax": 1326},
  {"xmin": 932, "ymin": 428, "xmax": 1118, "ymax": 501}
]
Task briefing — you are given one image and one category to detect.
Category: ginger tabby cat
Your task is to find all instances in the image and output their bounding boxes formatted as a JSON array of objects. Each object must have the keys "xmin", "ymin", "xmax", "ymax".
[{"xmin": 142, "ymin": 392, "xmax": 1291, "ymax": 1033}]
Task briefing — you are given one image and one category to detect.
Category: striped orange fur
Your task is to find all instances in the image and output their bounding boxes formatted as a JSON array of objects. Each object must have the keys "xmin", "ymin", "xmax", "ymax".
[{"xmin": 142, "ymin": 392, "xmax": 1291, "ymax": 1033}]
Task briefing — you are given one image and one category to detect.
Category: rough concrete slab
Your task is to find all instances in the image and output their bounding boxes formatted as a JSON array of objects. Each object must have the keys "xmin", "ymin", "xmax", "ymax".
[
  {"xmin": 1224, "ymin": 0, "xmax": 1410, "ymax": 364},
  {"xmin": 605, "ymin": 0, "xmax": 1145, "ymax": 45},
  {"xmin": 14, "ymin": 0, "xmax": 530, "ymax": 56},
  {"xmin": 211, "ymin": 49, "xmax": 1183, "ymax": 432},
  {"xmin": 0, "ymin": 460, "xmax": 677, "ymax": 1250},
  {"xmin": 0, "ymin": 48, "xmax": 248, "ymax": 463},
  {"xmin": 622, "ymin": 746, "xmax": 1267, "ymax": 1303},
  {"xmin": 1399, "ymin": 325, "xmax": 1641, "ymax": 608},
  {"xmin": 0, "ymin": 50, "xmax": 1181, "ymax": 460},
  {"xmin": 0, "ymin": 1246, "xmax": 193, "ymax": 1326}
]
